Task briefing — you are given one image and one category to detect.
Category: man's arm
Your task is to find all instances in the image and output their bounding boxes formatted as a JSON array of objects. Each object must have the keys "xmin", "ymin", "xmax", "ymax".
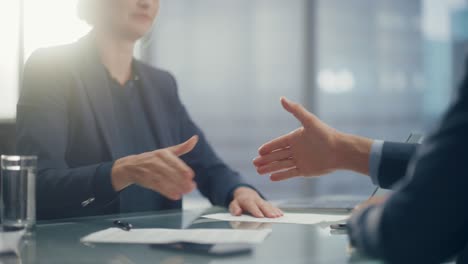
[
  {"xmin": 368, "ymin": 140, "xmax": 420, "ymax": 188},
  {"xmin": 254, "ymin": 97, "xmax": 420, "ymax": 189},
  {"xmin": 347, "ymin": 78, "xmax": 468, "ymax": 263},
  {"xmin": 254, "ymin": 98, "xmax": 372, "ymax": 179},
  {"xmin": 254, "ymin": 97, "xmax": 375, "ymax": 181},
  {"xmin": 377, "ymin": 142, "xmax": 419, "ymax": 188}
]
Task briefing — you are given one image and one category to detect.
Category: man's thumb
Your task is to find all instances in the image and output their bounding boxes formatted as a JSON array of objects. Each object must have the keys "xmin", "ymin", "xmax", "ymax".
[
  {"xmin": 280, "ymin": 97, "xmax": 315, "ymax": 127},
  {"xmin": 168, "ymin": 135, "xmax": 199, "ymax": 156}
]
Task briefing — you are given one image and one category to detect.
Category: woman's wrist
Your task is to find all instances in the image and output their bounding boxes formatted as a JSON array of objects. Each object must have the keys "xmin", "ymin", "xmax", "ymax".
[{"xmin": 111, "ymin": 157, "xmax": 133, "ymax": 191}]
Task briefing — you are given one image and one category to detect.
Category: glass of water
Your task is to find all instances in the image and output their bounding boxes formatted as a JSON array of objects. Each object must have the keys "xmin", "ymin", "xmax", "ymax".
[{"xmin": 0, "ymin": 155, "xmax": 36, "ymax": 231}]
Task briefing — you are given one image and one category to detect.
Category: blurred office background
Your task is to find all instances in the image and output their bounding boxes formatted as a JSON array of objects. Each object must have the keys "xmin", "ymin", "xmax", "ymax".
[{"xmin": 1, "ymin": 0, "xmax": 468, "ymax": 206}]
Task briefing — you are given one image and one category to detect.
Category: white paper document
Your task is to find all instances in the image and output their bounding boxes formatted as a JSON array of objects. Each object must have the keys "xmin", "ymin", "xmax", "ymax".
[
  {"xmin": 81, "ymin": 228, "xmax": 272, "ymax": 245},
  {"xmin": 0, "ymin": 230, "xmax": 25, "ymax": 254},
  {"xmin": 202, "ymin": 213, "xmax": 349, "ymax": 225}
]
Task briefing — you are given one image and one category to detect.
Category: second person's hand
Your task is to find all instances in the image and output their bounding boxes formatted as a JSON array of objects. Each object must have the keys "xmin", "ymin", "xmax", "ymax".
[
  {"xmin": 253, "ymin": 97, "xmax": 372, "ymax": 181},
  {"xmin": 111, "ymin": 135, "xmax": 199, "ymax": 200},
  {"xmin": 253, "ymin": 97, "xmax": 341, "ymax": 181}
]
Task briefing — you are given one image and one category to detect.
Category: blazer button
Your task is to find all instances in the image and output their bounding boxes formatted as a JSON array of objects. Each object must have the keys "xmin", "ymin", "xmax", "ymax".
[{"xmin": 81, "ymin": 197, "xmax": 95, "ymax": 207}]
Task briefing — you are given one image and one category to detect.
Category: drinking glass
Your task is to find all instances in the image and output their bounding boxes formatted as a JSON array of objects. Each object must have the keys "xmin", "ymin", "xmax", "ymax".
[{"xmin": 0, "ymin": 155, "xmax": 36, "ymax": 231}]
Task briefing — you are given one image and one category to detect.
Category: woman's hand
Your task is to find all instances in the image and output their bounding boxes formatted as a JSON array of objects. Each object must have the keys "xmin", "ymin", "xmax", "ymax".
[
  {"xmin": 229, "ymin": 187, "xmax": 283, "ymax": 218},
  {"xmin": 111, "ymin": 136, "xmax": 199, "ymax": 200}
]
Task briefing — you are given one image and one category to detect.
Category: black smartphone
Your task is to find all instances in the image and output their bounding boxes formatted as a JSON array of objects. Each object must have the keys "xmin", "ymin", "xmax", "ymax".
[{"xmin": 151, "ymin": 242, "xmax": 253, "ymax": 256}]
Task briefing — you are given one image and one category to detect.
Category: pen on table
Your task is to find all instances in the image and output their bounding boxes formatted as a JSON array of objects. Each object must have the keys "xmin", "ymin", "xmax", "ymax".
[
  {"xmin": 113, "ymin": 220, "xmax": 133, "ymax": 231},
  {"xmin": 330, "ymin": 223, "xmax": 347, "ymax": 230}
]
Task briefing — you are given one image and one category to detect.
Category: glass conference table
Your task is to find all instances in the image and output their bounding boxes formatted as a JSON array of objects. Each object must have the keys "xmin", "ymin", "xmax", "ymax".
[{"xmin": 10, "ymin": 207, "xmax": 383, "ymax": 264}]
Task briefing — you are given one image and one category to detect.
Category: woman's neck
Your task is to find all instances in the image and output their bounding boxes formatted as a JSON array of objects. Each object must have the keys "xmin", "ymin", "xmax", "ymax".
[{"xmin": 94, "ymin": 30, "xmax": 136, "ymax": 86}]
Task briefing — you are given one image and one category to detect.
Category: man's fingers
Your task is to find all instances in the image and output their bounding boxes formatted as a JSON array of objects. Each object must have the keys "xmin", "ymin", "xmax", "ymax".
[
  {"xmin": 280, "ymin": 97, "xmax": 317, "ymax": 128},
  {"xmin": 270, "ymin": 168, "xmax": 301, "ymax": 181},
  {"xmin": 256, "ymin": 159, "xmax": 296, "ymax": 175},
  {"xmin": 167, "ymin": 135, "xmax": 199, "ymax": 156},
  {"xmin": 253, "ymin": 148, "xmax": 292, "ymax": 167},
  {"xmin": 258, "ymin": 134, "xmax": 291, "ymax": 156},
  {"xmin": 229, "ymin": 200, "xmax": 242, "ymax": 216}
]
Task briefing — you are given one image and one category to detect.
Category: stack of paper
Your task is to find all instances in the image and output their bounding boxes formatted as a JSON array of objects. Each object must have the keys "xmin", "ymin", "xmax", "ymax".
[
  {"xmin": 202, "ymin": 213, "xmax": 349, "ymax": 225},
  {"xmin": 81, "ymin": 228, "xmax": 272, "ymax": 244}
]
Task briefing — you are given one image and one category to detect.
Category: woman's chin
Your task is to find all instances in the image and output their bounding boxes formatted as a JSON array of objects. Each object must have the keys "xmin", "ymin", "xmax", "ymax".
[{"xmin": 122, "ymin": 27, "xmax": 150, "ymax": 41}]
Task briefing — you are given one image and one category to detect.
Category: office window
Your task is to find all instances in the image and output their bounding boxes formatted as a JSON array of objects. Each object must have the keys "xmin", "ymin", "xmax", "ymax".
[
  {"xmin": 23, "ymin": 0, "xmax": 90, "ymax": 62},
  {"xmin": 6, "ymin": 0, "xmax": 463, "ymax": 204},
  {"xmin": 146, "ymin": 0, "xmax": 468, "ymax": 202},
  {"xmin": 313, "ymin": 0, "xmax": 425, "ymax": 195},
  {"xmin": 145, "ymin": 0, "xmax": 312, "ymax": 200},
  {"xmin": 0, "ymin": 2, "xmax": 20, "ymax": 120},
  {"xmin": 1, "ymin": 0, "xmax": 90, "ymax": 120},
  {"xmin": 314, "ymin": 0, "xmax": 468, "ymax": 195}
]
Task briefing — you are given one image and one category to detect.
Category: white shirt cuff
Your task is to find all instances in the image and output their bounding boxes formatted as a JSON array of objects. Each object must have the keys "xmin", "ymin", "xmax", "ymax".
[{"xmin": 369, "ymin": 140, "xmax": 384, "ymax": 186}]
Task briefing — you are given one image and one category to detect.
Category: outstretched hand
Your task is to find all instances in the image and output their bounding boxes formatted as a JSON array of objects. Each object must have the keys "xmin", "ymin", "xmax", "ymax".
[{"xmin": 253, "ymin": 97, "xmax": 342, "ymax": 181}]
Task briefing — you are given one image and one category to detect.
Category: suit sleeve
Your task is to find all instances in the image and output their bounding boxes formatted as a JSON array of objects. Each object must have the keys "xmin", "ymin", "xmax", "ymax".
[
  {"xmin": 347, "ymin": 77, "xmax": 468, "ymax": 263},
  {"xmin": 166, "ymin": 75, "xmax": 252, "ymax": 207},
  {"xmin": 16, "ymin": 50, "xmax": 117, "ymax": 219},
  {"xmin": 376, "ymin": 142, "xmax": 419, "ymax": 188}
]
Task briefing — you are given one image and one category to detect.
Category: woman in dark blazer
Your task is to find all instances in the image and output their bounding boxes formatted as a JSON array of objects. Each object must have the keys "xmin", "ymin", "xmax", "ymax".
[{"xmin": 16, "ymin": 0, "xmax": 282, "ymax": 220}]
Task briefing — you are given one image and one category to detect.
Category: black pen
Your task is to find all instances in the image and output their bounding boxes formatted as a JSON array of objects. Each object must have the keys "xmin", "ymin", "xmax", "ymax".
[
  {"xmin": 113, "ymin": 220, "xmax": 133, "ymax": 231},
  {"xmin": 330, "ymin": 223, "xmax": 347, "ymax": 230}
]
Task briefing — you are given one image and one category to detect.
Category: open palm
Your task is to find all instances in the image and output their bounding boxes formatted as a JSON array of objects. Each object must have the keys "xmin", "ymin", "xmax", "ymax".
[{"xmin": 253, "ymin": 97, "xmax": 340, "ymax": 181}]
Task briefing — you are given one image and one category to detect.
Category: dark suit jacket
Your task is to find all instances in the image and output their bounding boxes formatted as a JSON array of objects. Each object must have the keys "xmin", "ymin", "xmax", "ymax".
[
  {"xmin": 377, "ymin": 142, "xmax": 419, "ymax": 188},
  {"xmin": 16, "ymin": 34, "xmax": 246, "ymax": 220},
  {"xmin": 348, "ymin": 61, "xmax": 468, "ymax": 263}
]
